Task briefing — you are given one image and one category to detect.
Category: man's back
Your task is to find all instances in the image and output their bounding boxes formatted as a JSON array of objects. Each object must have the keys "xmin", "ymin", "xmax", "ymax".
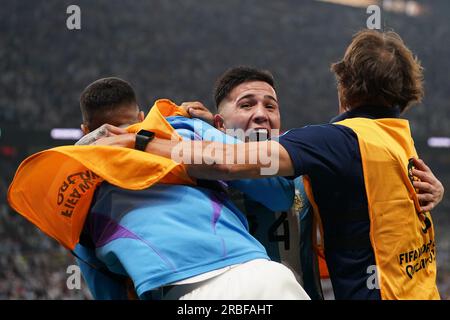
[{"xmin": 279, "ymin": 107, "xmax": 385, "ymax": 299}]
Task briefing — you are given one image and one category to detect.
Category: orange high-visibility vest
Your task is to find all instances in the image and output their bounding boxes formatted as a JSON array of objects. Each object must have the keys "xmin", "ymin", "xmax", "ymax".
[
  {"xmin": 305, "ymin": 117, "xmax": 440, "ymax": 299},
  {"xmin": 8, "ymin": 99, "xmax": 195, "ymax": 250}
]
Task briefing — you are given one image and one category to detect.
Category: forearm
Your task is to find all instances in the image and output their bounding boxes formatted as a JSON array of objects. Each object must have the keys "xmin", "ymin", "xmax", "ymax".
[
  {"xmin": 143, "ymin": 138, "xmax": 260, "ymax": 180},
  {"xmin": 101, "ymin": 135, "xmax": 294, "ymax": 180},
  {"xmin": 149, "ymin": 139, "xmax": 293, "ymax": 180}
]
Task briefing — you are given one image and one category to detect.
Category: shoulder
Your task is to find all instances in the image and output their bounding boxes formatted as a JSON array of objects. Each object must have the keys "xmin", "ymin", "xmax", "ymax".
[
  {"xmin": 277, "ymin": 124, "xmax": 360, "ymax": 177},
  {"xmin": 280, "ymin": 123, "xmax": 357, "ymax": 143},
  {"xmin": 278, "ymin": 124, "xmax": 358, "ymax": 158}
]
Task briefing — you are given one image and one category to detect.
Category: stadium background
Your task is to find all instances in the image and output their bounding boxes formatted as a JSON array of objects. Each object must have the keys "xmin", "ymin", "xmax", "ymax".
[{"xmin": 0, "ymin": 0, "xmax": 449, "ymax": 299}]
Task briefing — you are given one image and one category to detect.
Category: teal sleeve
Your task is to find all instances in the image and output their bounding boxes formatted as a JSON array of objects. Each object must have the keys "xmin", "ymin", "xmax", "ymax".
[{"xmin": 228, "ymin": 178, "xmax": 294, "ymax": 211}]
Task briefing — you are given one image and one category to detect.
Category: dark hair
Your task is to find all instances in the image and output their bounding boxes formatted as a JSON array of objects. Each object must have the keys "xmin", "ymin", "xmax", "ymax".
[
  {"xmin": 213, "ymin": 66, "xmax": 275, "ymax": 109},
  {"xmin": 331, "ymin": 29, "xmax": 424, "ymax": 112},
  {"xmin": 80, "ymin": 77, "xmax": 137, "ymax": 130}
]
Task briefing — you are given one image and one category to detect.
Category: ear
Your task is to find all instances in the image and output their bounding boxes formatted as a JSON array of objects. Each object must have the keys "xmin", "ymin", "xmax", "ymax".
[
  {"xmin": 214, "ymin": 114, "xmax": 226, "ymax": 132},
  {"xmin": 80, "ymin": 124, "xmax": 90, "ymax": 135},
  {"xmin": 138, "ymin": 110, "xmax": 145, "ymax": 122}
]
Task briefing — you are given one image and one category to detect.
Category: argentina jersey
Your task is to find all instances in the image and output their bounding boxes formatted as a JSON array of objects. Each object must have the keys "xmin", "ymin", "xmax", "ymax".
[{"xmin": 227, "ymin": 177, "xmax": 309, "ymax": 284}]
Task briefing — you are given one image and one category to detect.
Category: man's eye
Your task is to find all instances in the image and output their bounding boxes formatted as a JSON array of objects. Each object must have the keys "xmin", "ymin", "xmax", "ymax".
[{"xmin": 240, "ymin": 104, "xmax": 251, "ymax": 109}]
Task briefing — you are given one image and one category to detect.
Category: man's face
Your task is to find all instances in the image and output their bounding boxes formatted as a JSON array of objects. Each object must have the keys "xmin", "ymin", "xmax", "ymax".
[{"xmin": 216, "ymin": 81, "xmax": 281, "ymax": 139}]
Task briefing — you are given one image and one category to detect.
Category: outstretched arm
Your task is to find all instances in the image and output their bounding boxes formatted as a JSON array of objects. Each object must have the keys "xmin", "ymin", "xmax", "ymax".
[
  {"xmin": 90, "ymin": 129, "xmax": 445, "ymax": 211},
  {"xmin": 178, "ymin": 140, "xmax": 295, "ymax": 180},
  {"xmin": 91, "ymin": 133, "xmax": 296, "ymax": 180}
]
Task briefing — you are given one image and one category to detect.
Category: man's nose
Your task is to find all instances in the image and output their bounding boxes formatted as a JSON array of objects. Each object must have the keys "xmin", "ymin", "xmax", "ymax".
[{"xmin": 252, "ymin": 104, "xmax": 269, "ymax": 123}]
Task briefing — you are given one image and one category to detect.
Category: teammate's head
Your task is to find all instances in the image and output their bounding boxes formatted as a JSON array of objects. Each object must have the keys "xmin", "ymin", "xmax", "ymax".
[
  {"xmin": 79, "ymin": 77, "xmax": 144, "ymax": 134},
  {"xmin": 331, "ymin": 29, "xmax": 424, "ymax": 114},
  {"xmin": 213, "ymin": 66, "xmax": 280, "ymax": 138}
]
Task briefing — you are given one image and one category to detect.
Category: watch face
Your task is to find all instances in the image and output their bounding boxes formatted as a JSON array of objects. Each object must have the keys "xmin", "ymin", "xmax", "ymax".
[
  {"xmin": 138, "ymin": 130, "xmax": 155, "ymax": 138},
  {"xmin": 135, "ymin": 130, "xmax": 155, "ymax": 151}
]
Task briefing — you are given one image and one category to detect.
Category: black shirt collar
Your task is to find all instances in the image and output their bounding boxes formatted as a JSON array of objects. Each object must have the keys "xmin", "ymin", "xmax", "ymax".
[{"xmin": 330, "ymin": 105, "xmax": 401, "ymax": 123}]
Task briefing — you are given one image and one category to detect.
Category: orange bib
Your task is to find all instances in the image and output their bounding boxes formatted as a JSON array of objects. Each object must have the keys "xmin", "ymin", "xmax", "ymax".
[
  {"xmin": 303, "ymin": 117, "xmax": 439, "ymax": 299},
  {"xmin": 337, "ymin": 117, "xmax": 439, "ymax": 299},
  {"xmin": 8, "ymin": 99, "xmax": 195, "ymax": 250}
]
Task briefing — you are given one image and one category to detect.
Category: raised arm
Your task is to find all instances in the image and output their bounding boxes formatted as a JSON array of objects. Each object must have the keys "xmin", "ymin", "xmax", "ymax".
[{"xmin": 91, "ymin": 130, "xmax": 444, "ymax": 212}]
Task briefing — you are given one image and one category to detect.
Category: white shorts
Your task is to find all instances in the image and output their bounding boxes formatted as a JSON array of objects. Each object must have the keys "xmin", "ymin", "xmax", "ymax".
[{"xmin": 162, "ymin": 259, "xmax": 310, "ymax": 300}]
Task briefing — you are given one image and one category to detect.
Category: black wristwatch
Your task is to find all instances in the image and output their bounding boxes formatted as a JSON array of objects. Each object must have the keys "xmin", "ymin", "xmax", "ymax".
[{"xmin": 134, "ymin": 129, "xmax": 155, "ymax": 151}]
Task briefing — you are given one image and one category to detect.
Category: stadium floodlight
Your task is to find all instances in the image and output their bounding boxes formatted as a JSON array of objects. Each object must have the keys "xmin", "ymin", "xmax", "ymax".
[
  {"xmin": 427, "ymin": 137, "xmax": 450, "ymax": 148},
  {"xmin": 50, "ymin": 128, "xmax": 83, "ymax": 140}
]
